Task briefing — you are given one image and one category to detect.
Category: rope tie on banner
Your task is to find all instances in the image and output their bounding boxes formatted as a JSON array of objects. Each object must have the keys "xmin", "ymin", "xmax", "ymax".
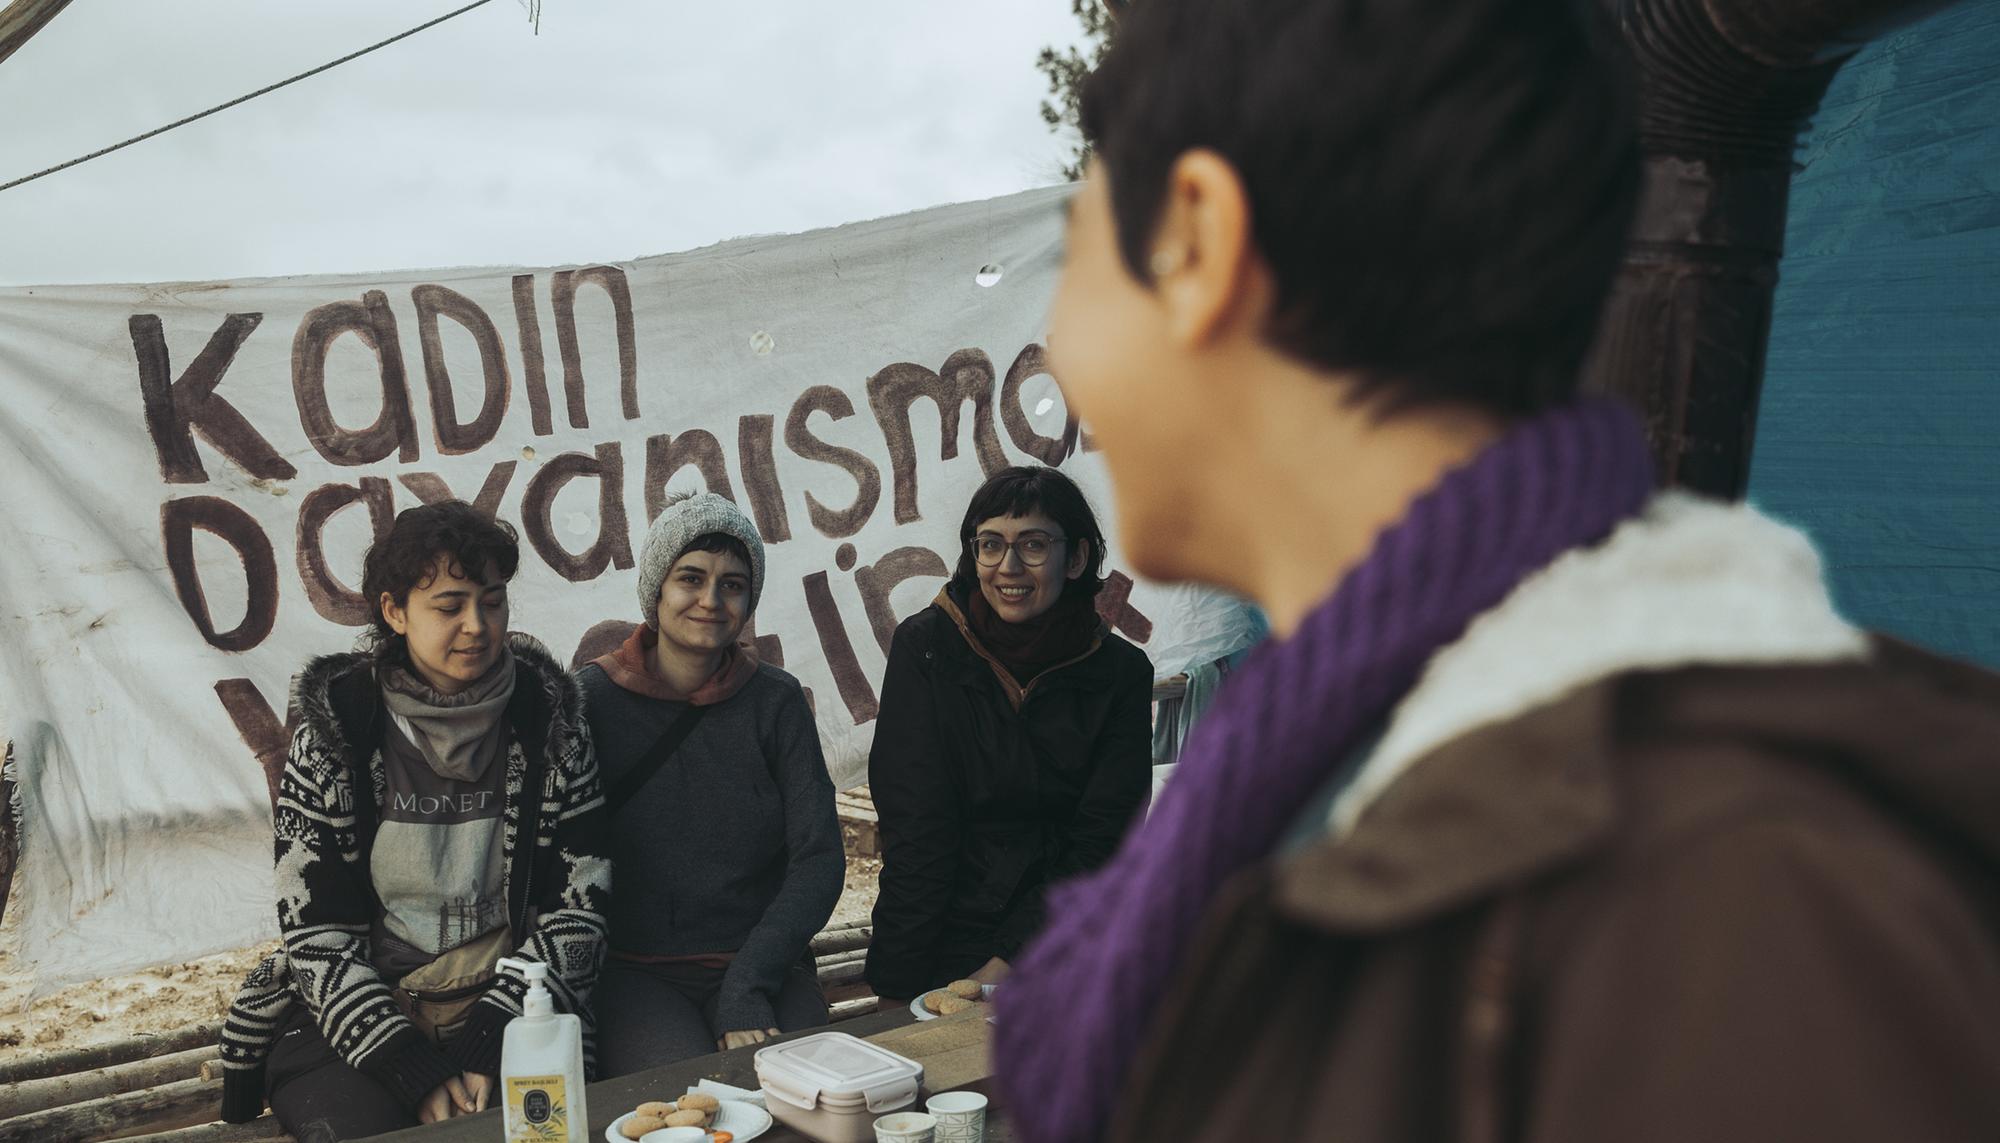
[{"xmin": 0, "ymin": 0, "xmax": 513, "ymax": 196}]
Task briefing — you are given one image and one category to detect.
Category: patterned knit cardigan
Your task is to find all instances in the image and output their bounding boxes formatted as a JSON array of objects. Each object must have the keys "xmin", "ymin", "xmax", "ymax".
[{"xmin": 218, "ymin": 634, "xmax": 611, "ymax": 1122}]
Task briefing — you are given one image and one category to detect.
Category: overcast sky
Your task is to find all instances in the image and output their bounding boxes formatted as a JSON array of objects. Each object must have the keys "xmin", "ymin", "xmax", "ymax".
[{"xmin": 0, "ymin": 0, "xmax": 1087, "ymax": 286}]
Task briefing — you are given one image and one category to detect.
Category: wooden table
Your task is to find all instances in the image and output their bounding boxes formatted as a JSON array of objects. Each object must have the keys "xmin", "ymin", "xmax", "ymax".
[{"xmin": 358, "ymin": 1007, "xmax": 1010, "ymax": 1143}]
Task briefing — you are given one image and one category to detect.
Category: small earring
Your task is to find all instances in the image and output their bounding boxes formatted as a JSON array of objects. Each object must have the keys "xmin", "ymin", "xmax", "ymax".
[{"xmin": 1149, "ymin": 248, "xmax": 1184, "ymax": 277}]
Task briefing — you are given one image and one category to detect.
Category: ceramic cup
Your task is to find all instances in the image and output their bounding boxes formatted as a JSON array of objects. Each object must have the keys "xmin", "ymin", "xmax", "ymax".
[
  {"xmin": 873, "ymin": 1110, "xmax": 939, "ymax": 1143},
  {"xmin": 925, "ymin": 1090, "xmax": 990, "ymax": 1143}
]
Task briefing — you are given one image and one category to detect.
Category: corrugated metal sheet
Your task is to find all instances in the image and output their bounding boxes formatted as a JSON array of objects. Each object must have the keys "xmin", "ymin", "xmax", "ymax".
[{"xmin": 1751, "ymin": 0, "xmax": 2000, "ymax": 667}]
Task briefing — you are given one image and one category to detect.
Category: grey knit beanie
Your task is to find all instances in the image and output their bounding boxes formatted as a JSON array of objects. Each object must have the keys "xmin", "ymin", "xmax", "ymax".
[{"xmin": 636, "ymin": 492, "xmax": 767, "ymax": 627}]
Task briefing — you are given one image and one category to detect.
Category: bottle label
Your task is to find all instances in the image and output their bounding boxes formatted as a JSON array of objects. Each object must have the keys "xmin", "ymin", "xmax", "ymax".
[{"xmin": 505, "ymin": 1074, "xmax": 569, "ymax": 1142}]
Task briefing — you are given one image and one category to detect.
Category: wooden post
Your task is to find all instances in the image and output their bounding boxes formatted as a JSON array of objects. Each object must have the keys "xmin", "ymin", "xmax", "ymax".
[
  {"xmin": 0, "ymin": 1024, "xmax": 223, "ymax": 1088},
  {"xmin": 808, "ymin": 923, "xmax": 872, "ymax": 957},
  {"xmin": 829, "ymin": 995, "xmax": 881, "ymax": 1023},
  {"xmin": 0, "ymin": 740, "xmax": 14, "ymax": 924},
  {"xmin": 0, "ymin": 1045, "xmax": 217, "ymax": 1120},
  {"xmin": 0, "ymin": 0, "xmax": 74, "ymax": 69},
  {"xmin": 815, "ymin": 949, "xmax": 870, "ymax": 987},
  {"xmin": 0, "ymin": 1075, "xmax": 223, "ymax": 1143},
  {"xmin": 1586, "ymin": 0, "xmax": 1959, "ymax": 496}
]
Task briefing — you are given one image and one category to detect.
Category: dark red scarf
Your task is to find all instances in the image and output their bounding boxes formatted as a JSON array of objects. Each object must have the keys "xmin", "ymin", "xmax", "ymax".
[{"xmin": 959, "ymin": 581, "xmax": 1103, "ymax": 685}]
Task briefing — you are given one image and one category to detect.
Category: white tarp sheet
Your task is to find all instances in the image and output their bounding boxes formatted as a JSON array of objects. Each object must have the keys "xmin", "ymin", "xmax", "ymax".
[{"xmin": 0, "ymin": 186, "xmax": 1262, "ymax": 990}]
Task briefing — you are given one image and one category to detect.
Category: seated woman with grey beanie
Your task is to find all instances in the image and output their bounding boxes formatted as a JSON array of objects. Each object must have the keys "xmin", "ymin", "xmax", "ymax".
[{"xmin": 579, "ymin": 492, "xmax": 844, "ymax": 1074}]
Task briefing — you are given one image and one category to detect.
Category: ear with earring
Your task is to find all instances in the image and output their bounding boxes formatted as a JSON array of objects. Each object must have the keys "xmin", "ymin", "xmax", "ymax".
[{"xmin": 1150, "ymin": 248, "xmax": 1185, "ymax": 278}]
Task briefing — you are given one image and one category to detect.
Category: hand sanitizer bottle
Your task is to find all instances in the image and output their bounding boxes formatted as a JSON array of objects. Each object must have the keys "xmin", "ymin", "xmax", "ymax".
[{"xmin": 497, "ymin": 957, "xmax": 589, "ymax": 1142}]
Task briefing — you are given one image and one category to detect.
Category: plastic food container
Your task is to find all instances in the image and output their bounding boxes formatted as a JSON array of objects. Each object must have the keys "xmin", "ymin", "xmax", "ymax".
[{"xmin": 753, "ymin": 1032, "xmax": 925, "ymax": 1143}]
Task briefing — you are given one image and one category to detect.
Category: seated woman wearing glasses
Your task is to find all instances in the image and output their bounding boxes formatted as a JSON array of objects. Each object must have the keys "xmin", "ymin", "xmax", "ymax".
[{"xmin": 864, "ymin": 465, "xmax": 1155, "ymax": 1007}]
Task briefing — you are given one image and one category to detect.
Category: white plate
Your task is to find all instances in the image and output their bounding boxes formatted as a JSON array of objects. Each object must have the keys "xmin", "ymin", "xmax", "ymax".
[
  {"xmin": 604, "ymin": 1099, "xmax": 773, "ymax": 1143},
  {"xmin": 909, "ymin": 985, "xmax": 998, "ymax": 1020}
]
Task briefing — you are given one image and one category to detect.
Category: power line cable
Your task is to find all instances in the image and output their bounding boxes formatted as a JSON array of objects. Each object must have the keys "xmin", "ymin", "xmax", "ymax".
[{"xmin": 0, "ymin": 0, "xmax": 501, "ymax": 195}]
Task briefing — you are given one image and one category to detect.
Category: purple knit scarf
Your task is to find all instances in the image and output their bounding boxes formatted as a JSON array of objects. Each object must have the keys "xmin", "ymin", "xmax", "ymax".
[{"xmin": 990, "ymin": 398, "xmax": 1656, "ymax": 1143}]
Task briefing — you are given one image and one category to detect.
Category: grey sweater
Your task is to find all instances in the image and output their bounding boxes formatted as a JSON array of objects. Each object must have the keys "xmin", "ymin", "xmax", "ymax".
[{"xmin": 578, "ymin": 661, "xmax": 844, "ymax": 1031}]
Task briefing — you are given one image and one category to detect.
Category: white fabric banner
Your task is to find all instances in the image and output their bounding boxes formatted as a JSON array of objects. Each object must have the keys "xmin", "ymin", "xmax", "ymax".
[{"xmin": 0, "ymin": 187, "xmax": 1262, "ymax": 990}]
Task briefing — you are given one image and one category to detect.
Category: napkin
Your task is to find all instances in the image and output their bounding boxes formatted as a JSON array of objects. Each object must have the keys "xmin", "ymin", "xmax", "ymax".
[{"xmin": 695, "ymin": 1078, "xmax": 767, "ymax": 1108}]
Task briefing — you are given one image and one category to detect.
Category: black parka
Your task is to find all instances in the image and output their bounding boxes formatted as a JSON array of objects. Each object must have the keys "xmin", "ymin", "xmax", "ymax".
[{"xmin": 864, "ymin": 586, "xmax": 1155, "ymax": 1001}]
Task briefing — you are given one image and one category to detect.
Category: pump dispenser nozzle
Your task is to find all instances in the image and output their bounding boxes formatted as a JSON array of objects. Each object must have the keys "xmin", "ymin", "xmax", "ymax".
[{"xmin": 497, "ymin": 956, "xmax": 555, "ymax": 1019}]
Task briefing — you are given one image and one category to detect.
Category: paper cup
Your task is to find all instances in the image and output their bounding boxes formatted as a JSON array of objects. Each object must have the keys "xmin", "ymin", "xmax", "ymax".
[
  {"xmin": 638, "ymin": 1129, "xmax": 708, "ymax": 1143},
  {"xmin": 925, "ymin": 1091, "xmax": 989, "ymax": 1143},
  {"xmin": 873, "ymin": 1110, "xmax": 938, "ymax": 1142}
]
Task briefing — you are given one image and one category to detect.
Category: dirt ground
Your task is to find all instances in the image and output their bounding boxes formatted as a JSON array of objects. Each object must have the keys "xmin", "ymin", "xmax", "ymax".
[{"xmin": 0, "ymin": 838, "xmax": 882, "ymax": 1066}]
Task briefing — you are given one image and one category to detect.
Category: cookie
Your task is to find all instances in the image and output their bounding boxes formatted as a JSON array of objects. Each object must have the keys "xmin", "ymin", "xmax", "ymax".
[
  {"xmin": 921, "ymin": 990, "xmax": 950, "ymax": 1014},
  {"xmin": 677, "ymin": 1093, "xmax": 721, "ymax": 1114},
  {"xmin": 946, "ymin": 979, "xmax": 983, "ymax": 1001},
  {"xmin": 665, "ymin": 1109, "xmax": 709, "ymax": 1129},
  {"xmin": 635, "ymin": 1101, "xmax": 676, "ymax": 1118},
  {"xmin": 936, "ymin": 994, "xmax": 974, "ymax": 1016},
  {"xmin": 621, "ymin": 1114, "xmax": 668, "ymax": 1138}
]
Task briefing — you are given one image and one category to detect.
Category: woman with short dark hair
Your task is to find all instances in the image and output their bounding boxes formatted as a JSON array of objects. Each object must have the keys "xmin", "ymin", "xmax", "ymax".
[
  {"xmin": 863, "ymin": 465, "xmax": 1154, "ymax": 1006},
  {"xmin": 991, "ymin": 1, "xmax": 2000, "ymax": 1140},
  {"xmin": 219, "ymin": 501, "xmax": 610, "ymax": 1140}
]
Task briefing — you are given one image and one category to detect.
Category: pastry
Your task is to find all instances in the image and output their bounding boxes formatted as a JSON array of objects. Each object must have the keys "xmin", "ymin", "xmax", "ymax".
[
  {"xmin": 946, "ymin": 979, "xmax": 983, "ymax": 1001},
  {"xmin": 921, "ymin": 990, "xmax": 950, "ymax": 1014},
  {"xmin": 635, "ymin": 1101, "xmax": 676, "ymax": 1118},
  {"xmin": 677, "ymin": 1092, "xmax": 721, "ymax": 1114},
  {"xmin": 936, "ymin": 994, "xmax": 974, "ymax": 1016},
  {"xmin": 621, "ymin": 1114, "xmax": 668, "ymax": 1138},
  {"xmin": 665, "ymin": 1109, "xmax": 709, "ymax": 1129}
]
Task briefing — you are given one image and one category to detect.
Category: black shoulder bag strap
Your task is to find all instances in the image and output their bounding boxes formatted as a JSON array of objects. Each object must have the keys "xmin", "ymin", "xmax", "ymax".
[
  {"xmin": 327, "ymin": 666, "xmax": 386, "ymax": 846},
  {"xmin": 606, "ymin": 705, "xmax": 709, "ymax": 813},
  {"xmin": 327, "ymin": 665, "xmax": 388, "ymax": 917},
  {"xmin": 502, "ymin": 670, "xmax": 549, "ymax": 944}
]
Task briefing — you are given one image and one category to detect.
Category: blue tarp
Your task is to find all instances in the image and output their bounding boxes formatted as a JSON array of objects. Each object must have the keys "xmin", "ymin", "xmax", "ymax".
[{"xmin": 1751, "ymin": 0, "xmax": 2000, "ymax": 668}]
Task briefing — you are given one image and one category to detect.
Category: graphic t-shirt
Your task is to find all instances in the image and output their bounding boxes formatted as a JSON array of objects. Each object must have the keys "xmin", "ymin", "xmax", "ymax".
[{"xmin": 370, "ymin": 714, "xmax": 511, "ymax": 980}]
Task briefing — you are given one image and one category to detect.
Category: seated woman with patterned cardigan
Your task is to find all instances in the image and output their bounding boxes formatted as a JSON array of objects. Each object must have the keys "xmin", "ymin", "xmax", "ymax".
[{"xmin": 218, "ymin": 501, "xmax": 611, "ymax": 1141}]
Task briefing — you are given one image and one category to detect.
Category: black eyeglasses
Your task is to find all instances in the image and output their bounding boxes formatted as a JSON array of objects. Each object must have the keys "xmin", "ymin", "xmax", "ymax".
[{"xmin": 971, "ymin": 533, "xmax": 1068, "ymax": 568}]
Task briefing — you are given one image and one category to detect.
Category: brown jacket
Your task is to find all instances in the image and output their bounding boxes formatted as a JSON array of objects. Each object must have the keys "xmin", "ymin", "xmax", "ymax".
[{"xmin": 1114, "ymin": 640, "xmax": 2000, "ymax": 1142}]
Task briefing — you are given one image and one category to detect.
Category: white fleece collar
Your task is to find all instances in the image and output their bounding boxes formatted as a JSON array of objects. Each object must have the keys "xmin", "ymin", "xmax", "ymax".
[{"xmin": 1327, "ymin": 492, "xmax": 1871, "ymax": 838}]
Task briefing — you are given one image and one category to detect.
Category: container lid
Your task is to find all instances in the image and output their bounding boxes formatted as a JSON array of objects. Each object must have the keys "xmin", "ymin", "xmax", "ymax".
[{"xmin": 754, "ymin": 1032, "xmax": 923, "ymax": 1113}]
